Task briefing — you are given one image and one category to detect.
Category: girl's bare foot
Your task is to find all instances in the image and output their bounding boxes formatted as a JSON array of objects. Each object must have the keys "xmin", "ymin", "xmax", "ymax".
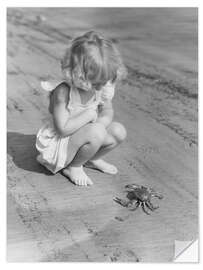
[
  {"xmin": 62, "ymin": 166, "xmax": 93, "ymax": 186},
  {"xmin": 85, "ymin": 159, "xmax": 118, "ymax": 175}
]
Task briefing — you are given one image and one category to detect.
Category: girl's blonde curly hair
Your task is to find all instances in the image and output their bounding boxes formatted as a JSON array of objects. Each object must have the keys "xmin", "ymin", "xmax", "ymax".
[{"xmin": 61, "ymin": 31, "xmax": 127, "ymax": 89}]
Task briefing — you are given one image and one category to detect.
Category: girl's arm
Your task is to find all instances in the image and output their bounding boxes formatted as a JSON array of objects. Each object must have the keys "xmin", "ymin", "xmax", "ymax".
[
  {"xmin": 52, "ymin": 83, "xmax": 96, "ymax": 137},
  {"xmin": 96, "ymin": 81, "xmax": 115, "ymax": 127},
  {"xmin": 96, "ymin": 100, "xmax": 114, "ymax": 127}
]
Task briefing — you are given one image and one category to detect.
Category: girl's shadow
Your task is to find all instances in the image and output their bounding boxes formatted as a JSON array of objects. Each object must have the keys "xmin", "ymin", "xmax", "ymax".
[{"xmin": 7, "ymin": 132, "xmax": 51, "ymax": 175}]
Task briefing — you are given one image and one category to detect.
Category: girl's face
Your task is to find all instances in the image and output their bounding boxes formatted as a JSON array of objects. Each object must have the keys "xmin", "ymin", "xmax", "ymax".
[
  {"xmin": 73, "ymin": 76, "xmax": 92, "ymax": 92},
  {"xmin": 65, "ymin": 67, "xmax": 116, "ymax": 92},
  {"xmin": 73, "ymin": 72, "xmax": 106, "ymax": 92},
  {"xmin": 71, "ymin": 69, "xmax": 92, "ymax": 92}
]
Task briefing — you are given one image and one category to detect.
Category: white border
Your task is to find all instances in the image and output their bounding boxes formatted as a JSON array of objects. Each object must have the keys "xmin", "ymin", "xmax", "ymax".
[
  {"xmin": 1, "ymin": 0, "xmax": 201, "ymax": 8},
  {"xmin": 0, "ymin": 0, "xmax": 7, "ymax": 266},
  {"xmin": 1, "ymin": 0, "xmax": 202, "ymax": 269}
]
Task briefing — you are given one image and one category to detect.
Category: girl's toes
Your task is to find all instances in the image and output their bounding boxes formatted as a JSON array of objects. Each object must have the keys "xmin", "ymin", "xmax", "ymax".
[
  {"xmin": 82, "ymin": 179, "xmax": 87, "ymax": 186},
  {"xmin": 79, "ymin": 179, "xmax": 83, "ymax": 186},
  {"xmin": 111, "ymin": 166, "xmax": 118, "ymax": 174},
  {"xmin": 81, "ymin": 178, "xmax": 87, "ymax": 186},
  {"xmin": 76, "ymin": 178, "xmax": 82, "ymax": 186},
  {"xmin": 62, "ymin": 166, "xmax": 93, "ymax": 186},
  {"xmin": 75, "ymin": 179, "xmax": 80, "ymax": 185}
]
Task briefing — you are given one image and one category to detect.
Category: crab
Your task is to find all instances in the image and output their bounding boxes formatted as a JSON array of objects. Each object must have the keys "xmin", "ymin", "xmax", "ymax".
[{"xmin": 114, "ymin": 184, "xmax": 163, "ymax": 215}]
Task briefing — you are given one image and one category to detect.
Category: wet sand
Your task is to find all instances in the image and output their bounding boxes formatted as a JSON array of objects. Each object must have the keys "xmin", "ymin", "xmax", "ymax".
[{"xmin": 7, "ymin": 8, "xmax": 198, "ymax": 262}]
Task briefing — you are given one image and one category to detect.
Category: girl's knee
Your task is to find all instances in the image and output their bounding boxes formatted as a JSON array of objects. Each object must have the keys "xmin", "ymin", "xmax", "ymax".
[
  {"xmin": 87, "ymin": 123, "xmax": 107, "ymax": 145},
  {"xmin": 108, "ymin": 122, "xmax": 127, "ymax": 143}
]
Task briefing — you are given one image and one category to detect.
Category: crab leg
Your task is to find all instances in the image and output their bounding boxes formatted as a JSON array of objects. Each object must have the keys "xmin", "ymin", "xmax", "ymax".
[
  {"xmin": 129, "ymin": 201, "xmax": 140, "ymax": 211},
  {"xmin": 113, "ymin": 197, "xmax": 130, "ymax": 207},
  {"xmin": 145, "ymin": 201, "xmax": 154, "ymax": 211},
  {"xmin": 125, "ymin": 184, "xmax": 140, "ymax": 189},
  {"xmin": 151, "ymin": 193, "xmax": 163, "ymax": 200},
  {"xmin": 146, "ymin": 201, "xmax": 159, "ymax": 211},
  {"xmin": 148, "ymin": 200, "xmax": 159, "ymax": 210},
  {"xmin": 141, "ymin": 202, "xmax": 150, "ymax": 215}
]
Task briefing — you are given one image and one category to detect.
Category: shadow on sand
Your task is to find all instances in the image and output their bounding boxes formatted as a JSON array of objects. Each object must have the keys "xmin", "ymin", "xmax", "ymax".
[{"xmin": 7, "ymin": 132, "xmax": 52, "ymax": 175}]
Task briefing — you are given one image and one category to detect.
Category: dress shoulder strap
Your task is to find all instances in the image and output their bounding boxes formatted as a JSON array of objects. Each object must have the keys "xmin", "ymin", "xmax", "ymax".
[
  {"xmin": 40, "ymin": 80, "xmax": 69, "ymax": 92},
  {"xmin": 41, "ymin": 68, "xmax": 73, "ymax": 92}
]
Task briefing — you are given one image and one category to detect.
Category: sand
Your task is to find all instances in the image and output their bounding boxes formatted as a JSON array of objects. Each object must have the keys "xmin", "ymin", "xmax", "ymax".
[{"xmin": 7, "ymin": 8, "xmax": 198, "ymax": 262}]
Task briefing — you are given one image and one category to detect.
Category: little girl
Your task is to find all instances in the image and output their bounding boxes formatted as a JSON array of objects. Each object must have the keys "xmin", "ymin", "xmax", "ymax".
[{"xmin": 36, "ymin": 31, "xmax": 127, "ymax": 186}]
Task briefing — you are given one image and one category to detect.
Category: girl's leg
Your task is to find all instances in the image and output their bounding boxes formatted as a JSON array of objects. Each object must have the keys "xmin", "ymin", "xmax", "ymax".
[
  {"xmin": 62, "ymin": 123, "xmax": 107, "ymax": 186},
  {"xmin": 85, "ymin": 122, "xmax": 127, "ymax": 174}
]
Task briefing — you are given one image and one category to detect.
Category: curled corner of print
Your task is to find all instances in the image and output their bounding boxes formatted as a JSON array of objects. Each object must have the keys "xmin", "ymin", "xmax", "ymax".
[{"xmin": 174, "ymin": 239, "xmax": 199, "ymax": 262}]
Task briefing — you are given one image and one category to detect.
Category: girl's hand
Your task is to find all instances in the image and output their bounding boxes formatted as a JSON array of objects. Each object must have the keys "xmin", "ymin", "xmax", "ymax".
[
  {"xmin": 87, "ymin": 100, "xmax": 100, "ymax": 111},
  {"xmin": 101, "ymin": 81, "xmax": 115, "ymax": 101},
  {"xmin": 86, "ymin": 107, "xmax": 98, "ymax": 123}
]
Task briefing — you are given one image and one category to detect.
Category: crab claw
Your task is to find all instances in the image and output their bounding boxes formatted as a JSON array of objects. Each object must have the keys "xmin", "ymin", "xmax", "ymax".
[
  {"xmin": 113, "ymin": 197, "xmax": 129, "ymax": 207},
  {"xmin": 125, "ymin": 183, "xmax": 140, "ymax": 190},
  {"xmin": 151, "ymin": 193, "xmax": 163, "ymax": 200},
  {"xmin": 149, "ymin": 188, "xmax": 163, "ymax": 200}
]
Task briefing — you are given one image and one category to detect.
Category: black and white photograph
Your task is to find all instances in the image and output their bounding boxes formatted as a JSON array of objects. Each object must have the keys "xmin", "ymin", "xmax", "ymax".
[{"xmin": 6, "ymin": 6, "xmax": 198, "ymax": 262}]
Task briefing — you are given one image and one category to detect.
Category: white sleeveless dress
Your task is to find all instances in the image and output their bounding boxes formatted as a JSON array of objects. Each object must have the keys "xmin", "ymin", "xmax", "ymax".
[{"xmin": 36, "ymin": 78, "xmax": 115, "ymax": 174}]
